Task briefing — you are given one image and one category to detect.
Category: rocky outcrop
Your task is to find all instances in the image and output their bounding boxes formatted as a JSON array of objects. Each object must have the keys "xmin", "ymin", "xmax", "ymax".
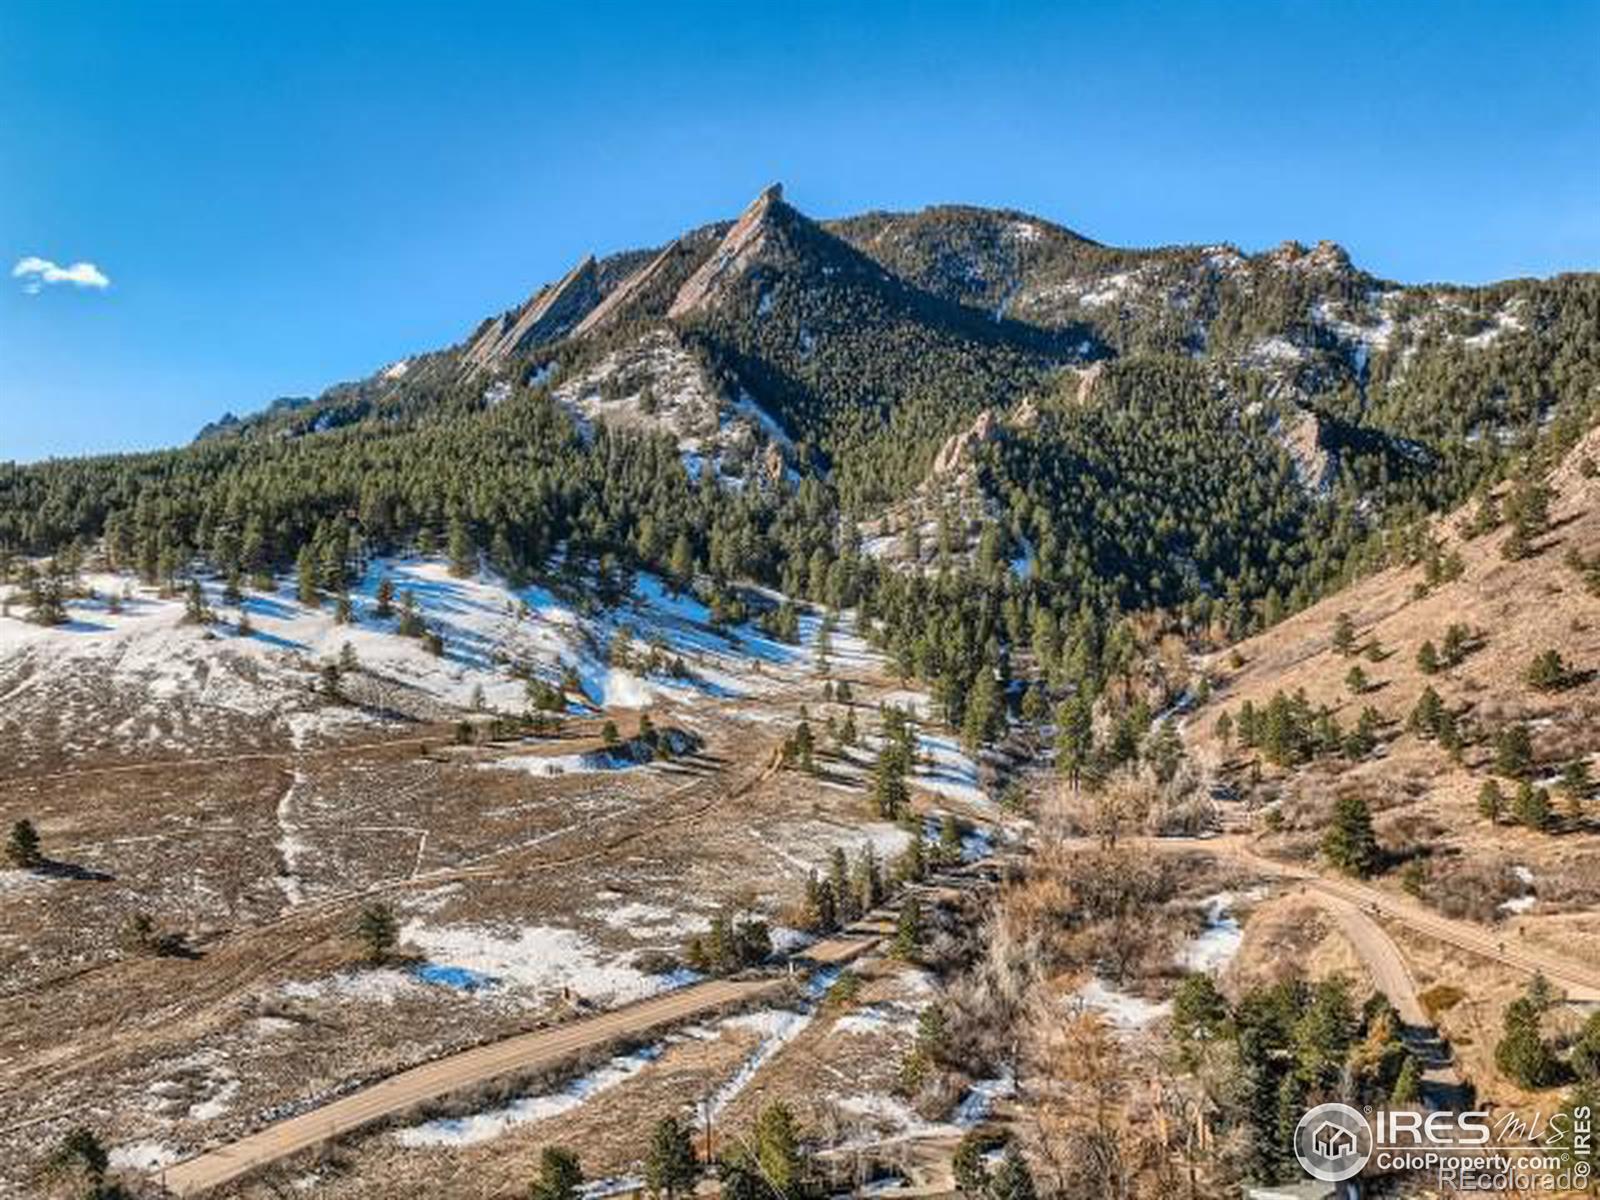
[
  {"xmin": 571, "ymin": 243, "xmax": 679, "ymax": 338},
  {"xmin": 667, "ymin": 184, "xmax": 786, "ymax": 318},
  {"xmin": 1267, "ymin": 239, "xmax": 1353, "ymax": 275},
  {"xmin": 1280, "ymin": 409, "xmax": 1336, "ymax": 496},
  {"xmin": 463, "ymin": 256, "xmax": 599, "ymax": 373},
  {"xmin": 759, "ymin": 443, "xmax": 787, "ymax": 487},
  {"xmin": 1071, "ymin": 362, "xmax": 1105, "ymax": 406},
  {"xmin": 931, "ymin": 409, "xmax": 1000, "ymax": 478}
]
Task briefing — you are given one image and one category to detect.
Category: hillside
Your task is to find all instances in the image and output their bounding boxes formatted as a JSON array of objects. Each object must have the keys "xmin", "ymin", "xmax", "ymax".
[
  {"xmin": 4, "ymin": 186, "xmax": 1600, "ymax": 783},
  {"xmin": 1187, "ymin": 421, "xmax": 1600, "ymax": 911},
  {"xmin": 1157, "ymin": 424, "xmax": 1600, "ymax": 1132}
]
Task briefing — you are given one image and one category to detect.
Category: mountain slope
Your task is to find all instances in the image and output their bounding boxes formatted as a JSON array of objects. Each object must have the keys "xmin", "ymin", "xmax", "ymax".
[
  {"xmin": 1185, "ymin": 424, "xmax": 1600, "ymax": 926},
  {"xmin": 5, "ymin": 185, "xmax": 1600, "ymax": 751}
]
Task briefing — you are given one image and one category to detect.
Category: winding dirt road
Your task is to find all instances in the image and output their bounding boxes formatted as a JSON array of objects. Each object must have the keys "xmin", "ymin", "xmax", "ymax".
[{"xmin": 1213, "ymin": 838, "xmax": 1600, "ymax": 1002}]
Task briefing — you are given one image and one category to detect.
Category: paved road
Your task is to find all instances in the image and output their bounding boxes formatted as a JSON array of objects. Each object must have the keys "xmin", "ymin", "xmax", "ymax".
[{"xmin": 157, "ymin": 977, "xmax": 782, "ymax": 1196}]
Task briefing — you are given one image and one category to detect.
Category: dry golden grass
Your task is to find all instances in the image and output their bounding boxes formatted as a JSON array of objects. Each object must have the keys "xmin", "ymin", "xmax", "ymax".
[{"xmin": 1191, "ymin": 427, "xmax": 1600, "ymax": 918}]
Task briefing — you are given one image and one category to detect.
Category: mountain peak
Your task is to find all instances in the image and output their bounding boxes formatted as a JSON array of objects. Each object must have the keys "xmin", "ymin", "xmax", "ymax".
[{"xmin": 667, "ymin": 184, "xmax": 796, "ymax": 318}]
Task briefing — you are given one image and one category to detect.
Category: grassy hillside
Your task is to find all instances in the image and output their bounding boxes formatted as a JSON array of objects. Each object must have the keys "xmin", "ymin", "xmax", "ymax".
[{"xmin": 1188, "ymin": 425, "xmax": 1600, "ymax": 937}]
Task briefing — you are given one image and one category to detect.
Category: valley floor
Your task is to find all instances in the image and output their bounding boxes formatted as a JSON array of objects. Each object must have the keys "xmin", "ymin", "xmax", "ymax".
[{"xmin": 0, "ymin": 561, "xmax": 1005, "ymax": 1197}]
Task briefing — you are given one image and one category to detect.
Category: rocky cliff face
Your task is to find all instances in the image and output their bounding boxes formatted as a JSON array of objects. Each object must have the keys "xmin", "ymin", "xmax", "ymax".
[
  {"xmin": 463, "ymin": 256, "xmax": 600, "ymax": 373},
  {"xmin": 930, "ymin": 409, "xmax": 1000, "ymax": 479},
  {"xmin": 667, "ymin": 183, "xmax": 787, "ymax": 318}
]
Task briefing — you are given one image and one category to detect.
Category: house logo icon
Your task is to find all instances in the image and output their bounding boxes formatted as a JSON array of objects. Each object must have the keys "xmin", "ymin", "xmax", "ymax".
[
  {"xmin": 1312, "ymin": 1121, "xmax": 1357, "ymax": 1158},
  {"xmin": 1294, "ymin": 1102, "xmax": 1373, "ymax": 1182}
]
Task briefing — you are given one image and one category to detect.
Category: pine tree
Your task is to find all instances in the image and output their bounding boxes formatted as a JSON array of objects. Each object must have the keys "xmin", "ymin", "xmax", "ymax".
[
  {"xmin": 1496, "ymin": 993, "xmax": 1558, "ymax": 1088},
  {"xmin": 872, "ymin": 748, "xmax": 909, "ymax": 819},
  {"xmin": 183, "ymin": 578, "xmax": 208, "ymax": 625},
  {"xmin": 1021, "ymin": 682, "xmax": 1047, "ymax": 724},
  {"xmin": 1527, "ymin": 648, "xmax": 1569, "ymax": 691},
  {"xmin": 1478, "ymin": 779, "xmax": 1505, "ymax": 825},
  {"xmin": 938, "ymin": 813, "xmax": 963, "ymax": 865},
  {"xmin": 7, "ymin": 818, "xmax": 42, "ymax": 868},
  {"xmin": 750, "ymin": 1102, "xmax": 807, "ymax": 1198},
  {"xmin": 1513, "ymin": 781, "xmax": 1552, "ymax": 831},
  {"xmin": 296, "ymin": 545, "xmax": 319, "ymax": 607},
  {"xmin": 1171, "ymin": 973, "xmax": 1229, "ymax": 1068},
  {"xmin": 818, "ymin": 846, "xmax": 846, "ymax": 921},
  {"xmin": 839, "ymin": 708, "xmax": 858, "ymax": 747},
  {"xmin": 951, "ymin": 1131, "xmax": 995, "ymax": 1198},
  {"xmin": 1391, "ymin": 1054, "xmax": 1421, "ymax": 1104},
  {"xmin": 356, "ymin": 902, "xmax": 398, "ymax": 964},
  {"xmin": 893, "ymin": 894, "xmax": 923, "ymax": 958},
  {"xmin": 961, "ymin": 671, "xmax": 1001, "ymax": 750},
  {"xmin": 398, "ymin": 590, "xmax": 423, "ymax": 637},
  {"xmin": 1496, "ymin": 724, "xmax": 1535, "ymax": 778},
  {"xmin": 1416, "ymin": 640, "xmax": 1440, "ymax": 674},
  {"xmin": 987, "ymin": 1146, "xmax": 1038, "ymax": 1200},
  {"xmin": 1345, "ymin": 664, "xmax": 1368, "ymax": 695},
  {"xmin": 51, "ymin": 1127, "xmax": 111, "ymax": 1195},
  {"xmin": 668, "ymin": 533, "xmax": 695, "ymax": 592},
  {"xmin": 1332, "ymin": 611, "xmax": 1356, "ymax": 656},
  {"xmin": 803, "ymin": 871, "xmax": 836, "ymax": 933},
  {"xmin": 1214, "ymin": 709, "xmax": 1234, "ymax": 749},
  {"xmin": 1322, "ymin": 795, "xmax": 1378, "ymax": 877},
  {"xmin": 1408, "ymin": 686, "xmax": 1444, "ymax": 738},
  {"xmin": 853, "ymin": 843, "xmax": 883, "ymax": 912},
  {"xmin": 1055, "ymin": 690, "xmax": 1095, "ymax": 789},
  {"xmin": 1570, "ymin": 1011, "xmax": 1600, "ymax": 1081},
  {"xmin": 644, "ymin": 1116, "xmax": 699, "ymax": 1199},
  {"xmin": 448, "ymin": 516, "xmax": 476, "ymax": 578},
  {"xmin": 529, "ymin": 1147, "xmax": 584, "ymax": 1200},
  {"xmin": 897, "ymin": 830, "xmax": 927, "ymax": 885},
  {"xmin": 1502, "ymin": 523, "xmax": 1532, "ymax": 561},
  {"xmin": 375, "ymin": 577, "xmax": 395, "ymax": 619}
]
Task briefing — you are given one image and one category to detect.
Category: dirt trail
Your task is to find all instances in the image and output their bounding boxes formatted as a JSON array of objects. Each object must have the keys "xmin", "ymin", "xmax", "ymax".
[
  {"xmin": 153, "ymin": 918, "xmax": 913, "ymax": 1195},
  {"xmin": 1122, "ymin": 833, "xmax": 1600, "ymax": 999},
  {"xmin": 156, "ymin": 977, "xmax": 781, "ymax": 1196},
  {"xmin": 151, "ymin": 861, "xmax": 981, "ymax": 1196},
  {"xmin": 1207, "ymin": 838, "xmax": 1600, "ymax": 1001}
]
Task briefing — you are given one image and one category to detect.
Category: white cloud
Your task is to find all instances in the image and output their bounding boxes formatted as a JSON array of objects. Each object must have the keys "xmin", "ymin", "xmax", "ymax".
[{"xmin": 12, "ymin": 255, "xmax": 111, "ymax": 294}]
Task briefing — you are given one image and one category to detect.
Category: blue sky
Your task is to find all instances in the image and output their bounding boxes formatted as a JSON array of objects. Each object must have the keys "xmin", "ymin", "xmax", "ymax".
[{"xmin": 3, "ymin": 1, "xmax": 1596, "ymax": 463}]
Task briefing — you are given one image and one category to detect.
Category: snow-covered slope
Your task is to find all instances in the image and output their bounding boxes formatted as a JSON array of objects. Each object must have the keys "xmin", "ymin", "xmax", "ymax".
[{"xmin": 0, "ymin": 557, "xmax": 813, "ymax": 766}]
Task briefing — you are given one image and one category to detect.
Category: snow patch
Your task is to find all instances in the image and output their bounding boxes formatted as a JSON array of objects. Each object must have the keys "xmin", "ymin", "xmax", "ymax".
[
  {"xmin": 399, "ymin": 921, "xmax": 687, "ymax": 1005},
  {"xmin": 109, "ymin": 1142, "xmax": 179, "ymax": 1171},
  {"xmin": 394, "ymin": 1046, "xmax": 662, "ymax": 1147},
  {"xmin": 1074, "ymin": 977, "xmax": 1169, "ymax": 1029}
]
